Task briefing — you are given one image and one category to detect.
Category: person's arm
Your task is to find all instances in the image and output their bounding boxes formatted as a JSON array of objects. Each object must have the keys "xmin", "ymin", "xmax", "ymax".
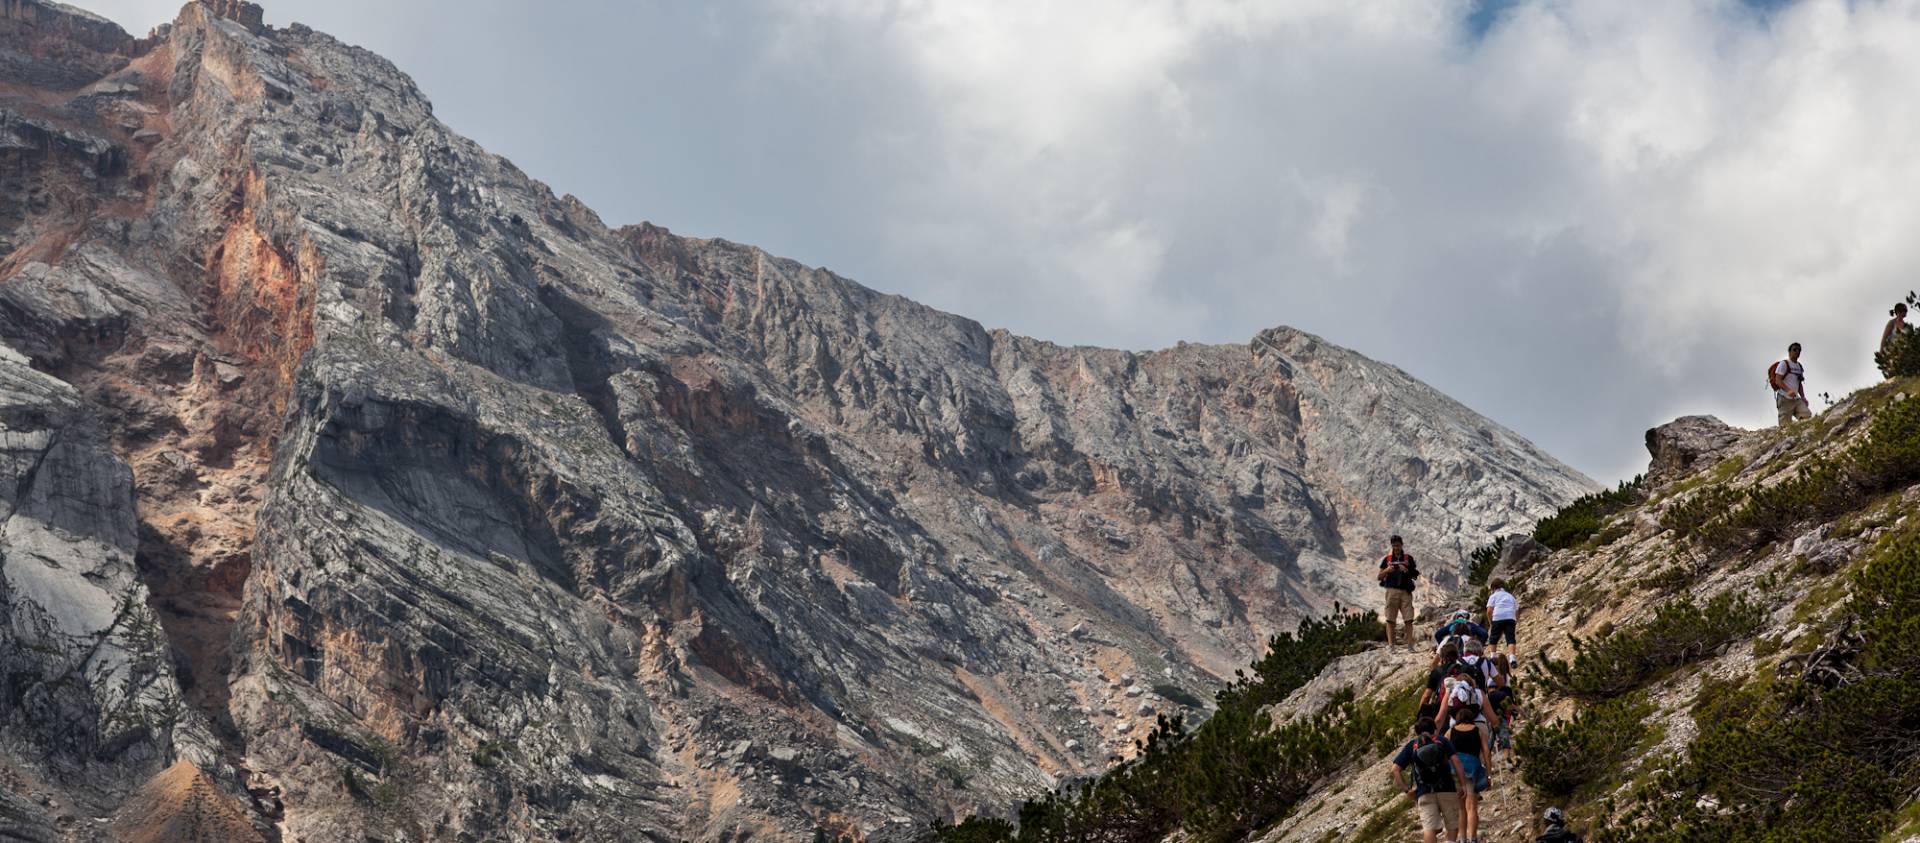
[
  {"xmin": 1450, "ymin": 754, "xmax": 1468, "ymax": 791},
  {"xmin": 1391, "ymin": 764, "xmax": 1412, "ymax": 798},
  {"xmin": 1770, "ymin": 361, "xmax": 1785, "ymax": 392}
]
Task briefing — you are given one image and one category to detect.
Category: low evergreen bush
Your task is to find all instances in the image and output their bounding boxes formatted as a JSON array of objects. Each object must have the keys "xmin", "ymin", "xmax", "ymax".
[
  {"xmin": 1609, "ymin": 524, "xmax": 1920, "ymax": 841},
  {"xmin": 1467, "ymin": 537, "xmax": 1506, "ymax": 588},
  {"xmin": 1513, "ymin": 693, "xmax": 1652, "ymax": 797},
  {"xmin": 1534, "ymin": 477, "xmax": 1644, "ymax": 550},
  {"xmin": 1677, "ymin": 391, "xmax": 1920, "ymax": 552},
  {"xmin": 1536, "ymin": 593, "xmax": 1764, "ymax": 701},
  {"xmin": 930, "ymin": 612, "xmax": 1400, "ymax": 843}
]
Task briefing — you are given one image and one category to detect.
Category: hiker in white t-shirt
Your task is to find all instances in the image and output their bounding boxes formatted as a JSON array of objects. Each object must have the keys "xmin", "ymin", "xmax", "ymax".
[
  {"xmin": 1486, "ymin": 578, "xmax": 1518, "ymax": 657},
  {"xmin": 1771, "ymin": 342, "xmax": 1811, "ymax": 426}
]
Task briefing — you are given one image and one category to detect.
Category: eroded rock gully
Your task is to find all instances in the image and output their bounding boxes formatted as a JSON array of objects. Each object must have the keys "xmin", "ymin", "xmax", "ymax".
[{"xmin": 0, "ymin": 2, "xmax": 1595, "ymax": 839}]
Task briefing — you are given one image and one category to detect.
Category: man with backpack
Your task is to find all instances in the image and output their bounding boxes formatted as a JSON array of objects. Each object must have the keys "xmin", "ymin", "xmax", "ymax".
[
  {"xmin": 1379, "ymin": 535, "xmax": 1420, "ymax": 652},
  {"xmin": 1433, "ymin": 610, "xmax": 1489, "ymax": 653},
  {"xmin": 1770, "ymin": 342, "xmax": 1811, "ymax": 426},
  {"xmin": 1393, "ymin": 724, "xmax": 1469, "ymax": 843}
]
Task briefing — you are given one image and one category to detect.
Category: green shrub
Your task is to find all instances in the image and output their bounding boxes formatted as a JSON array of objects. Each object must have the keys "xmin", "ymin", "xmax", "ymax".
[
  {"xmin": 931, "ymin": 613, "xmax": 1393, "ymax": 843},
  {"xmin": 1514, "ymin": 693, "xmax": 1652, "ymax": 796},
  {"xmin": 1608, "ymin": 519, "xmax": 1920, "ymax": 842},
  {"xmin": 1680, "ymin": 392, "xmax": 1920, "ymax": 553},
  {"xmin": 1537, "ymin": 593, "xmax": 1764, "ymax": 701},
  {"xmin": 1535, "ymin": 477, "xmax": 1644, "ymax": 550},
  {"xmin": 1657, "ymin": 485, "xmax": 1738, "ymax": 540},
  {"xmin": 1467, "ymin": 537, "xmax": 1506, "ymax": 588}
]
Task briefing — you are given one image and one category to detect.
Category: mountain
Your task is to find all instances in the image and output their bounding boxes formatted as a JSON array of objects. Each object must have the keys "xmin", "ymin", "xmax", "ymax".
[{"xmin": 0, "ymin": 2, "xmax": 1594, "ymax": 839}]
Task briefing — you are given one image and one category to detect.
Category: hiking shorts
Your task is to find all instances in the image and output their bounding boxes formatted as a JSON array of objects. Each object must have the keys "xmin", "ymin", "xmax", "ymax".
[
  {"xmin": 1776, "ymin": 394, "xmax": 1812, "ymax": 425},
  {"xmin": 1490, "ymin": 618, "xmax": 1517, "ymax": 645},
  {"xmin": 1417, "ymin": 791, "xmax": 1463, "ymax": 834},
  {"xmin": 1384, "ymin": 589, "xmax": 1414, "ymax": 626},
  {"xmin": 1458, "ymin": 753, "xmax": 1492, "ymax": 793}
]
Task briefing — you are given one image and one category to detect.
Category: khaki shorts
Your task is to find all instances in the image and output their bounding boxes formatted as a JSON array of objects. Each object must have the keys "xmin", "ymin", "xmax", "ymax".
[
  {"xmin": 1776, "ymin": 394, "xmax": 1812, "ymax": 425},
  {"xmin": 1384, "ymin": 590, "xmax": 1414, "ymax": 626},
  {"xmin": 1417, "ymin": 791, "xmax": 1463, "ymax": 834}
]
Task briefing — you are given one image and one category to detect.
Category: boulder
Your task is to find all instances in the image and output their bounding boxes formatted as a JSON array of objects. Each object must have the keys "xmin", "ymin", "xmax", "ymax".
[
  {"xmin": 1491, "ymin": 533, "xmax": 1549, "ymax": 583},
  {"xmin": 1646, "ymin": 415, "xmax": 1742, "ymax": 484}
]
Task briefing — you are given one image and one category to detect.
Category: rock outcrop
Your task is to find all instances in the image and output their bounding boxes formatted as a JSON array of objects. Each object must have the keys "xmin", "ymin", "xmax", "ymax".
[
  {"xmin": 0, "ymin": 1, "xmax": 1597, "ymax": 838},
  {"xmin": 1644, "ymin": 414, "xmax": 1741, "ymax": 484}
]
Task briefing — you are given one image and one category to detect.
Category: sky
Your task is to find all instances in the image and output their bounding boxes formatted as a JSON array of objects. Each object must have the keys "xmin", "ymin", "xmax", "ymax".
[{"xmin": 87, "ymin": 0, "xmax": 1920, "ymax": 482}]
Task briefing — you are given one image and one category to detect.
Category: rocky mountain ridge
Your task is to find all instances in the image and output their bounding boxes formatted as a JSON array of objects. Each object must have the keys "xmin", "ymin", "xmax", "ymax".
[{"xmin": 0, "ymin": 2, "xmax": 1593, "ymax": 839}]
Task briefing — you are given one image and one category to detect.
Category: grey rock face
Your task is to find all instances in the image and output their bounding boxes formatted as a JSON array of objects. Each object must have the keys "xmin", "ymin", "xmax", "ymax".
[
  {"xmin": 0, "ymin": 341, "xmax": 189, "ymax": 810},
  {"xmin": 0, "ymin": 1, "xmax": 1598, "ymax": 838}
]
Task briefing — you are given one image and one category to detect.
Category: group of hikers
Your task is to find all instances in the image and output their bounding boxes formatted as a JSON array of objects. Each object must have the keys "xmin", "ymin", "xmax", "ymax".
[
  {"xmin": 1378, "ymin": 535, "xmax": 1578, "ymax": 843},
  {"xmin": 1348, "ymin": 304, "xmax": 1920, "ymax": 840},
  {"xmin": 1768, "ymin": 297, "xmax": 1915, "ymax": 426}
]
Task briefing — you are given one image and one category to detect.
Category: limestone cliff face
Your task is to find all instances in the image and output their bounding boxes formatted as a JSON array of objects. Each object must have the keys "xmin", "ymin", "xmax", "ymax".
[{"xmin": 0, "ymin": 2, "xmax": 1594, "ymax": 839}]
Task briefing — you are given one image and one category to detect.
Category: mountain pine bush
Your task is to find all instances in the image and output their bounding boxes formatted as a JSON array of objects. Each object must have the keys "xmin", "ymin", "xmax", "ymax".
[
  {"xmin": 1609, "ymin": 522, "xmax": 1920, "ymax": 841},
  {"xmin": 1536, "ymin": 592, "xmax": 1764, "ymax": 701},
  {"xmin": 1513, "ymin": 693, "xmax": 1652, "ymax": 797},
  {"xmin": 1467, "ymin": 537, "xmax": 1506, "ymax": 588},
  {"xmin": 1674, "ymin": 392, "xmax": 1920, "ymax": 552},
  {"xmin": 1534, "ymin": 477, "xmax": 1644, "ymax": 550},
  {"xmin": 930, "ymin": 612, "xmax": 1393, "ymax": 843}
]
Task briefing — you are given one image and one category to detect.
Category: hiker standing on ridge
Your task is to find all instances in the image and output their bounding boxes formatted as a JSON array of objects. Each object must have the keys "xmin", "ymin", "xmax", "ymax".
[
  {"xmin": 1882, "ymin": 303, "xmax": 1910, "ymax": 377},
  {"xmin": 1883, "ymin": 303, "xmax": 1909, "ymax": 354},
  {"xmin": 1393, "ymin": 724, "xmax": 1469, "ymax": 843},
  {"xmin": 1379, "ymin": 535, "xmax": 1420, "ymax": 653},
  {"xmin": 1770, "ymin": 342, "xmax": 1811, "ymax": 426},
  {"xmin": 1486, "ymin": 578, "xmax": 1519, "ymax": 657}
]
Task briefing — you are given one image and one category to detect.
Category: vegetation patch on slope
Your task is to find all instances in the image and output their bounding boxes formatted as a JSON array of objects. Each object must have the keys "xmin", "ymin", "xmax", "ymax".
[
  {"xmin": 931, "ymin": 613, "xmax": 1407, "ymax": 843},
  {"xmin": 1535, "ymin": 592, "xmax": 1765, "ymax": 701}
]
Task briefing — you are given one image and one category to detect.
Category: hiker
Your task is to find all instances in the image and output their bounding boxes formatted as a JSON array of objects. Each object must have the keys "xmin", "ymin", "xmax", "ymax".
[
  {"xmin": 1884, "ymin": 303, "xmax": 1910, "ymax": 353},
  {"xmin": 1420, "ymin": 643, "xmax": 1461, "ymax": 733},
  {"xmin": 1441, "ymin": 663, "xmax": 1489, "ymax": 731},
  {"xmin": 1770, "ymin": 343, "xmax": 1810, "ymax": 425},
  {"xmin": 1433, "ymin": 610, "xmax": 1489, "ymax": 653},
  {"xmin": 1483, "ymin": 652, "xmax": 1515, "ymax": 762},
  {"xmin": 1485, "ymin": 579, "xmax": 1518, "ymax": 656},
  {"xmin": 1393, "ymin": 725, "xmax": 1469, "ymax": 843},
  {"xmin": 1882, "ymin": 303, "xmax": 1911, "ymax": 376},
  {"xmin": 1379, "ymin": 535, "xmax": 1420, "ymax": 652},
  {"xmin": 1449, "ymin": 703, "xmax": 1492, "ymax": 843},
  {"xmin": 1535, "ymin": 807, "xmax": 1584, "ymax": 843}
]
